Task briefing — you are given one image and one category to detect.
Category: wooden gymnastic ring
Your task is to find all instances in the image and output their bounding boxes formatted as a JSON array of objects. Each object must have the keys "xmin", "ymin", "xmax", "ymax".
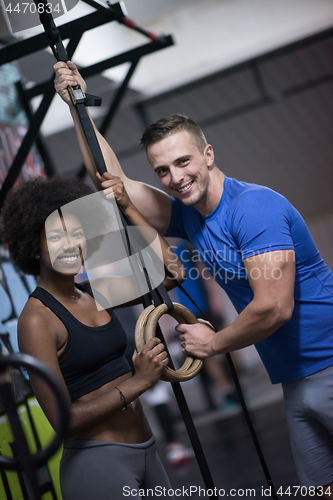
[
  {"xmin": 134, "ymin": 304, "xmax": 194, "ymax": 380},
  {"xmin": 146, "ymin": 303, "xmax": 203, "ymax": 382},
  {"xmin": 135, "ymin": 305, "xmax": 155, "ymax": 353},
  {"xmin": 135, "ymin": 303, "xmax": 203, "ymax": 382}
]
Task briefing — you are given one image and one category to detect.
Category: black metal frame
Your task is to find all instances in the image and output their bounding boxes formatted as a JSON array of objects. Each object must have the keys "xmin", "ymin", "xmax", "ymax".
[
  {"xmin": 0, "ymin": 334, "xmax": 57, "ymax": 500},
  {"xmin": 0, "ymin": 2, "xmax": 174, "ymax": 208},
  {"xmin": 15, "ymin": 80, "xmax": 56, "ymax": 177}
]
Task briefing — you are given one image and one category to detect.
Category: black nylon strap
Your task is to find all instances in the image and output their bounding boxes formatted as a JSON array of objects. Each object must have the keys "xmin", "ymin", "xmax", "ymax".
[
  {"xmin": 39, "ymin": 9, "xmax": 68, "ymax": 61},
  {"xmin": 164, "ymin": 268, "xmax": 278, "ymax": 497},
  {"xmin": 119, "ymin": 216, "xmax": 277, "ymax": 497},
  {"xmin": 117, "ymin": 218, "xmax": 277, "ymax": 497},
  {"xmin": 116, "ymin": 207, "xmax": 218, "ymax": 497},
  {"xmin": 75, "ymin": 102, "xmax": 107, "ymax": 174},
  {"xmin": 85, "ymin": 93, "xmax": 102, "ymax": 106},
  {"xmin": 117, "ymin": 208, "xmax": 174, "ymax": 312}
]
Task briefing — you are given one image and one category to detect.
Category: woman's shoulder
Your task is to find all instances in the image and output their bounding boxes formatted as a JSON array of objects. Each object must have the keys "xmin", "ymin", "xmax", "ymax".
[
  {"xmin": 18, "ymin": 296, "xmax": 66, "ymax": 377},
  {"xmin": 18, "ymin": 295, "xmax": 59, "ymax": 340}
]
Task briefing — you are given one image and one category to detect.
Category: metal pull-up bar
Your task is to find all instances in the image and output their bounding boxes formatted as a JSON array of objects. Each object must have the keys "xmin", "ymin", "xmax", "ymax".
[
  {"xmin": 0, "ymin": 3, "xmax": 174, "ymax": 210},
  {"xmin": 82, "ymin": 0, "xmax": 167, "ymax": 42}
]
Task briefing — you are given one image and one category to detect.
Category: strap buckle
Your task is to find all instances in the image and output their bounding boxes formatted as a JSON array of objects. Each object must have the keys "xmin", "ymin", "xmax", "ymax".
[
  {"xmin": 68, "ymin": 85, "xmax": 86, "ymax": 106},
  {"xmin": 68, "ymin": 85, "xmax": 102, "ymax": 107}
]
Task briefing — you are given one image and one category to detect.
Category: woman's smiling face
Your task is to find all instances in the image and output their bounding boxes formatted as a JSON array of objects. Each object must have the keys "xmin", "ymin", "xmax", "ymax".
[{"xmin": 40, "ymin": 211, "xmax": 87, "ymax": 276}]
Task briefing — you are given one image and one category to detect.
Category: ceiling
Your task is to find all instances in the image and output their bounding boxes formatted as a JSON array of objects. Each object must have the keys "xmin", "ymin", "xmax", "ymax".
[
  {"xmin": 40, "ymin": 27, "xmax": 333, "ymax": 223},
  {"xmin": 3, "ymin": 0, "xmax": 333, "ymax": 136}
]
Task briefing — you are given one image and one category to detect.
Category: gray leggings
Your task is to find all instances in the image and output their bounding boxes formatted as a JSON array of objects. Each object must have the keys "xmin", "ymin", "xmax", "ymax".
[{"xmin": 60, "ymin": 436, "xmax": 173, "ymax": 500}]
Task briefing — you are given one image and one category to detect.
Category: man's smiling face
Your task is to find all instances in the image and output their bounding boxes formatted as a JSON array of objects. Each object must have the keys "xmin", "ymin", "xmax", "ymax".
[{"xmin": 147, "ymin": 130, "xmax": 215, "ymax": 209}]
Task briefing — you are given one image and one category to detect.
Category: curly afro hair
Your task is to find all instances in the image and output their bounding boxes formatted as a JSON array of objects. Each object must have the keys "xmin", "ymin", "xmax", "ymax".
[{"xmin": 0, "ymin": 176, "xmax": 102, "ymax": 277}]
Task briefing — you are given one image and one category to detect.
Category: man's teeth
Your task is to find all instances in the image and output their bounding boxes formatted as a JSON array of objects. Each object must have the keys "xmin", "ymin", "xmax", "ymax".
[
  {"xmin": 58, "ymin": 256, "xmax": 78, "ymax": 262},
  {"xmin": 178, "ymin": 181, "xmax": 193, "ymax": 193}
]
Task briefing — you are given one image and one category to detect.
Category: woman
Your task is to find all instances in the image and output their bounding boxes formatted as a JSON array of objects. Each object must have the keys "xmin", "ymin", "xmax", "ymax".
[{"xmin": 1, "ymin": 175, "xmax": 186, "ymax": 499}]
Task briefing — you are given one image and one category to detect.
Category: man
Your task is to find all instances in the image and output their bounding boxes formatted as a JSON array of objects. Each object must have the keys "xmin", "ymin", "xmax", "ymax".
[{"xmin": 54, "ymin": 61, "xmax": 333, "ymax": 493}]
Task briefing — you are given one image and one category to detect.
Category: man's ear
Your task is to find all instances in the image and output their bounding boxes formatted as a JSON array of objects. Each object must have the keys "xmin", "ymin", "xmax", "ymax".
[{"xmin": 205, "ymin": 144, "xmax": 215, "ymax": 168}]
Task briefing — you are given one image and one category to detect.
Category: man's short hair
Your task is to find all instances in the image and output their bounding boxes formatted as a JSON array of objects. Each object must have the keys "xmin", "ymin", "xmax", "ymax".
[{"xmin": 140, "ymin": 114, "xmax": 208, "ymax": 153}]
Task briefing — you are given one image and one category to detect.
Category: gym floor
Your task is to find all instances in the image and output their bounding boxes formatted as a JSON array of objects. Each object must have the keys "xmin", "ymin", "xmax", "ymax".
[{"xmin": 144, "ymin": 362, "xmax": 315, "ymax": 500}]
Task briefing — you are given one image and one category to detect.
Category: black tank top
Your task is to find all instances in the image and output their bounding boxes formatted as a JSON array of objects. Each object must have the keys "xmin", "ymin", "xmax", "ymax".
[{"xmin": 29, "ymin": 284, "xmax": 132, "ymax": 402}]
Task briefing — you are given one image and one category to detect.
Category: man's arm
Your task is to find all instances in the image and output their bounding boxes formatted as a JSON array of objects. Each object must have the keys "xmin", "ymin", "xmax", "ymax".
[
  {"xmin": 176, "ymin": 250, "xmax": 295, "ymax": 357},
  {"xmin": 100, "ymin": 172, "xmax": 187, "ymax": 288},
  {"xmin": 54, "ymin": 61, "xmax": 172, "ymax": 235}
]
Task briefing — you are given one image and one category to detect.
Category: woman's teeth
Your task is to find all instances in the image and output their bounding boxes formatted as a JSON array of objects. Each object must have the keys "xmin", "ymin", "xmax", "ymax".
[{"xmin": 58, "ymin": 256, "xmax": 78, "ymax": 262}]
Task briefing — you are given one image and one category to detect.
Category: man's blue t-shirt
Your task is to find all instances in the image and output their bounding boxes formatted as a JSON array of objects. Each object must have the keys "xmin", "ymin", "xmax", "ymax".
[
  {"xmin": 165, "ymin": 176, "xmax": 333, "ymax": 384},
  {"xmin": 170, "ymin": 242, "xmax": 209, "ymax": 316}
]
